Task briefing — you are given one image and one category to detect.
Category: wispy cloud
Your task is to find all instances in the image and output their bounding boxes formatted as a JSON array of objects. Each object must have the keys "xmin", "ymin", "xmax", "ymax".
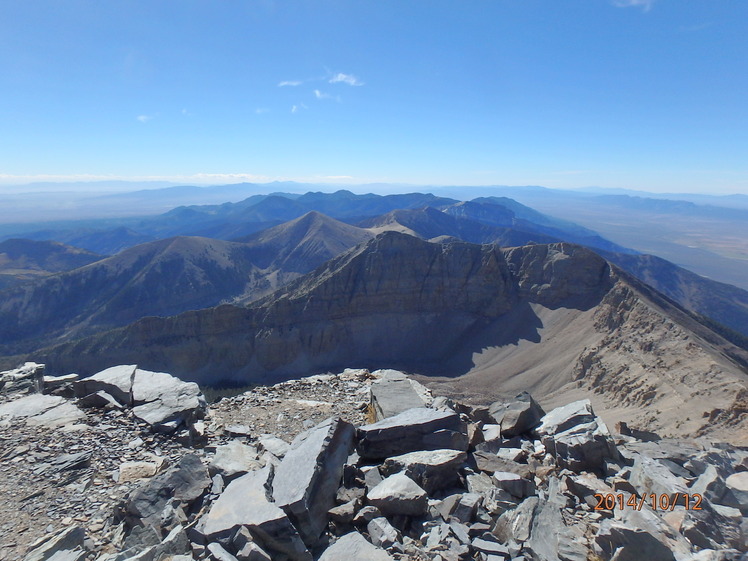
[
  {"xmin": 278, "ymin": 80, "xmax": 302, "ymax": 87},
  {"xmin": 611, "ymin": 0, "xmax": 654, "ymax": 11},
  {"xmin": 136, "ymin": 114, "xmax": 154, "ymax": 123},
  {"xmin": 255, "ymin": 108, "xmax": 270, "ymax": 114},
  {"xmin": 314, "ymin": 89, "xmax": 340, "ymax": 102},
  {"xmin": 329, "ymin": 72, "xmax": 364, "ymax": 86},
  {"xmin": 291, "ymin": 103, "xmax": 308, "ymax": 114}
]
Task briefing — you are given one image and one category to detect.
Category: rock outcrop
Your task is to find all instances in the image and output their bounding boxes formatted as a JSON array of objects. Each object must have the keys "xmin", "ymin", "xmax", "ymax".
[{"xmin": 2, "ymin": 365, "xmax": 746, "ymax": 561}]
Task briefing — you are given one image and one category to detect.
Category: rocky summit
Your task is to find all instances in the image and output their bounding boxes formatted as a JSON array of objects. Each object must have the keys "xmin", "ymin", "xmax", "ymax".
[{"xmin": 1, "ymin": 362, "xmax": 746, "ymax": 561}]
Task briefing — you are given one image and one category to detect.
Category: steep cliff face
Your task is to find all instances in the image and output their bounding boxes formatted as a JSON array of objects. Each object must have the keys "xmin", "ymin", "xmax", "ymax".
[
  {"xmin": 31, "ymin": 232, "xmax": 748, "ymax": 441},
  {"xmin": 37, "ymin": 234, "xmax": 609, "ymax": 382}
]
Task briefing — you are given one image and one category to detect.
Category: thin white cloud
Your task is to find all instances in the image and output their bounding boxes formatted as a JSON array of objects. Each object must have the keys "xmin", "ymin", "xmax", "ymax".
[
  {"xmin": 611, "ymin": 0, "xmax": 655, "ymax": 11},
  {"xmin": 291, "ymin": 103, "xmax": 308, "ymax": 114},
  {"xmin": 278, "ymin": 80, "xmax": 302, "ymax": 87},
  {"xmin": 255, "ymin": 108, "xmax": 270, "ymax": 114},
  {"xmin": 136, "ymin": 114, "xmax": 154, "ymax": 123},
  {"xmin": 314, "ymin": 89, "xmax": 340, "ymax": 102},
  {"xmin": 329, "ymin": 72, "xmax": 364, "ymax": 86}
]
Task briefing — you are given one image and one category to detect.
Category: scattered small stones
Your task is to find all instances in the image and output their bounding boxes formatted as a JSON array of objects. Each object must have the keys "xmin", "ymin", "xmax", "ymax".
[{"xmin": 2, "ymin": 363, "xmax": 747, "ymax": 561}]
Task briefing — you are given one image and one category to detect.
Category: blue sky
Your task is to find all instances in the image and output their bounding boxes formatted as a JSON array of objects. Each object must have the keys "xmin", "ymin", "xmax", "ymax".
[{"xmin": 1, "ymin": 0, "xmax": 747, "ymax": 193}]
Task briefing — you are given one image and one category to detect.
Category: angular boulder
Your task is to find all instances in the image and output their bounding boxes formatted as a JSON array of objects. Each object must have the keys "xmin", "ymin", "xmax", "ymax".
[
  {"xmin": 130, "ymin": 369, "xmax": 206, "ymax": 432},
  {"xmin": 534, "ymin": 399, "xmax": 596, "ymax": 438},
  {"xmin": 536, "ymin": 400, "xmax": 618, "ymax": 472},
  {"xmin": 125, "ymin": 454, "xmax": 210, "ymax": 525},
  {"xmin": 22, "ymin": 526, "xmax": 86, "ymax": 561},
  {"xmin": 73, "ymin": 365, "xmax": 206, "ymax": 432},
  {"xmin": 367, "ymin": 473, "xmax": 428, "ymax": 516},
  {"xmin": 272, "ymin": 418, "xmax": 355, "ymax": 547},
  {"xmin": 73, "ymin": 364, "xmax": 136, "ymax": 405},
  {"xmin": 198, "ymin": 467, "xmax": 311, "ymax": 561},
  {"xmin": 629, "ymin": 455, "xmax": 690, "ymax": 507},
  {"xmin": 723, "ymin": 472, "xmax": 748, "ymax": 514},
  {"xmin": 318, "ymin": 532, "xmax": 393, "ymax": 561},
  {"xmin": 369, "ymin": 370, "xmax": 432, "ymax": 421},
  {"xmin": 356, "ymin": 407, "xmax": 468, "ymax": 460},
  {"xmin": 382, "ymin": 449, "xmax": 466, "ymax": 494},
  {"xmin": 209, "ymin": 441, "xmax": 263, "ymax": 481},
  {"xmin": 488, "ymin": 391, "xmax": 545, "ymax": 437}
]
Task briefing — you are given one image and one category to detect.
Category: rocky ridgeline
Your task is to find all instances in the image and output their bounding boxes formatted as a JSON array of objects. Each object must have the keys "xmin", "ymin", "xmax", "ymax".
[{"xmin": 1, "ymin": 365, "xmax": 747, "ymax": 561}]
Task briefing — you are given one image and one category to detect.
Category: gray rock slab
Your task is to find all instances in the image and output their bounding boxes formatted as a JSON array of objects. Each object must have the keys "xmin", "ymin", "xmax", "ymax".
[
  {"xmin": 26, "ymin": 401, "xmax": 86, "ymax": 428},
  {"xmin": 76, "ymin": 390, "xmax": 121, "ymax": 409},
  {"xmin": 488, "ymin": 391, "xmax": 545, "ymax": 438},
  {"xmin": 565, "ymin": 473, "xmax": 615, "ymax": 508},
  {"xmin": 130, "ymin": 369, "xmax": 206, "ymax": 431},
  {"xmin": 367, "ymin": 516, "xmax": 401, "ymax": 548},
  {"xmin": 368, "ymin": 473, "xmax": 428, "ymax": 516},
  {"xmin": 595, "ymin": 522, "xmax": 676, "ymax": 561},
  {"xmin": 629, "ymin": 454, "xmax": 690, "ymax": 507},
  {"xmin": 369, "ymin": 370, "xmax": 432, "ymax": 421},
  {"xmin": 723, "ymin": 472, "xmax": 748, "ymax": 514},
  {"xmin": 258, "ymin": 434, "xmax": 289, "ymax": 458},
  {"xmin": 356, "ymin": 407, "xmax": 467, "ymax": 460},
  {"xmin": 272, "ymin": 417, "xmax": 354, "ymax": 547},
  {"xmin": 542, "ymin": 419, "xmax": 618, "ymax": 472},
  {"xmin": 209, "ymin": 440, "xmax": 262, "ymax": 480},
  {"xmin": 691, "ymin": 465, "xmax": 727, "ymax": 504},
  {"xmin": 22, "ymin": 526, "xmax": 85, "ymax": 561},
  {"xmin": 492, "ymin": 472, "xmax": 536, "ymax": 500},
  {"xmin": 382, "ymin": 449, "xmax": 466, "ymax": 494},
  {"xmin": 318, "ymin": 532, "xmax": 393, "ymax": 561},
  {"xmin": 207, "ymin": 543, "xmax": 239, "ymax": 561},
  {"xmin": 472, "ymin": 451, "xmax": 534, "ymax": 479},
  {"xmin": 534, "ymin": 399, "xmax": 596, "ymax": 438},
  {"xmin": 199, "ymin": 467, "xmax": 311, "ymax": 561},
  {"xmin": 126, "ymin": 454, "xmax": 210, "ymax": 522},
  {"xmin": 0, "ymin": 393, "xmax": 66, "ymax": 418},
  {"xmin": 73, "ymin": 364, "xmax": 136, "ymax": 405}
]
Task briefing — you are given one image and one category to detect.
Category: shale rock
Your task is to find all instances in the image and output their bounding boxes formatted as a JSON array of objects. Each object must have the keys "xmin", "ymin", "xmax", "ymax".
[
  {"xmin": 198, "ymin": 467, "xmax": 311, "ymax": 561},
  {"xmin": 382, "ymin": 449, "xmax": 466, "ymax": 494},
  {"xmin": 369, "ymin": 369, "xmax": 433, "ymax": 421},
  {"xmin": 357, "ymin": 407, "xmax": 467, "ymax": 460},
  {"xmin": 318, "ymin": 532, "xmax": 393, "ymax": 561},
  {"xmin": 367, "ymin": 473, "xmax": 429, "ymax": 516},
  {"xmin": 487, "ymin": 391, "xmax": 545, "ymax": 438},
  {"xmin": 272, "ymin": 417, "xmax": 355, "ymax": 547}
]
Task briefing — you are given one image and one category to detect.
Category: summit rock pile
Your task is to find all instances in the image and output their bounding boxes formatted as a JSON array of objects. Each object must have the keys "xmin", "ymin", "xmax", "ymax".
[{"xmin": 1, "ymin": 363, "xmax": 746, "ymax": 561}]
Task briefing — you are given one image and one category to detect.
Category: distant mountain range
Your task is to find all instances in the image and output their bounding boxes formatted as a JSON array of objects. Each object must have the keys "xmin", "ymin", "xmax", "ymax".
[
  {"xmin": 2, "ymin": 190, "xmax": 748, "ymax": 440},
  {"xmin": 20, "ymin": 231, "xmax": 748, "ymax": 442},
  {"xmin": 0, "ymin": 238, "xmax": 102, "ymax": 290}
]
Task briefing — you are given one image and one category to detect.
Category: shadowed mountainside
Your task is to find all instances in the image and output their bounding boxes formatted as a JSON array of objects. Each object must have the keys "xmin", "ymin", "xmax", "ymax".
[
  {"xmin": 0, "ymin": 238, "xmax": 103, "ymax": 289},
  {"xmin": 28, "ymin": 232, "xmax": 748, "ymax": 441}
]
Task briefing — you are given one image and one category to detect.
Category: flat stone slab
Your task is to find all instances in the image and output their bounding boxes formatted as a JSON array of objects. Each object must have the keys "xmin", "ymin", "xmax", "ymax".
[
  {"xmin": 357, "ymin": 407, "xmax": 467, "ymax": 460},
  {"xmin": 272, "ymin": 418, "xmax": 354, "ymax": 547},
  {"xmin": 318, "ymin": 532, "xmax": 393, "ymax": 561},
  {"xmin": 73, "ymin": 365, "xmax": 136, "ymax": 405},
  {"xmin": 723, "ymin": 472, "xmax": 748, "ymax": 514},
  {"xmin": 200, "ymin": 467, "xmax": 311, "ymax": 561},
  {"xmin": 367, "ymin": 473, "xmax": 428, "ymax": 516},
  {"xmin": 488, "ymin": 391, "xmax": 545, "ymax": 437},
  {"xmin": 0, "ymin": 394, "xmax": 85, "ymax": 428},
  {"xmin": 369, "ymin": 370, "xmax": 432, "ymax": 421},
  {"xmin": 209, "ymin": 441, "xmax": 263, "ymax": 480},
  {"xmin": 535, "ymin": 399, "xmax": 596, "ymax": 437},
  {"xmin": 382, "ymin": 449, "xmax": 466, "ymax": 494}
]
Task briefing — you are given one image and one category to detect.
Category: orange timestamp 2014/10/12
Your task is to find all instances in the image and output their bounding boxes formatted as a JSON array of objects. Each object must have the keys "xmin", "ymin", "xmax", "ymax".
[{"xmin": 593, "ymin": 492, "xmax": 703, "ymax": 512}]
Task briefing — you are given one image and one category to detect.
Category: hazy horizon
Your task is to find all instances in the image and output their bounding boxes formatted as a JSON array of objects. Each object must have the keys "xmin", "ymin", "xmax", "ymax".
[{"xmin": 2, "ymin": 1, "xmax": 748, "ymax": 195}]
